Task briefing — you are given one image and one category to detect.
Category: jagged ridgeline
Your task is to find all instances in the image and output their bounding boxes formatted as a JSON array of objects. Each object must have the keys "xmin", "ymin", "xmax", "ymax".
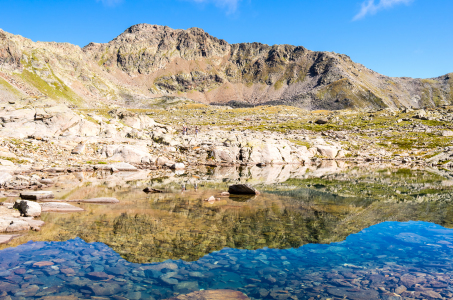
[{"xmin": 0, "ymin": 23, "xmax": 452, "ymax": 110}]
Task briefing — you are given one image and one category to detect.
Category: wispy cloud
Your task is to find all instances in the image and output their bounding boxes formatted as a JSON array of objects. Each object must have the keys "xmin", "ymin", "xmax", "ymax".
[
  {"xmin": 96, "ymin": 0, "xmax": 123, "ymax": 7},
  {"xmin": 190, "ymin": 0, "xmax": 241, "ymax": 13},
  {"xmin": 353, "ymin": 0, "xmax": 413, "ymax": 20}
]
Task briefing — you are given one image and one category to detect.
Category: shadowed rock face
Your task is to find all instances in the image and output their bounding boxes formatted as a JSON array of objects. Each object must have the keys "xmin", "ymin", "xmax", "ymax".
[{"xmin": 0, "ymin": 23, "xmax": 452, "ymax": 110}]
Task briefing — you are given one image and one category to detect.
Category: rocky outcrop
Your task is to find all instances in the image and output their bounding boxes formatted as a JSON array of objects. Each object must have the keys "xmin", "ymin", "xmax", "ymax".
[{"xmin": 0, "ymin": 25, "xmax": 451, "ymax": 110}]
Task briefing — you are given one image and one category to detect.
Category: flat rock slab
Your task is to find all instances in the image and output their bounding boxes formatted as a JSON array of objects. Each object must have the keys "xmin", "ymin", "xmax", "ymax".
[
  {"xmin": 166, "ymin": 289, "xmax": 250, "ymax": 300},
  {"xmin": 0, "ymin": 235, "xmax": 17, "ymax": 244},
  {"xmin": 25, "ymin": 219, "xmax": 45, "ymax": 230},
  {"xmin": 44, "ymin": 167, "xmax": 66, "ymax": 173},
  {"xmin": 228, "ymin": 184, "xmax": 260, "ymax": 195},
  {"xmin": 20, "ymin": 191, "xmax": 55, "ymax": 200},
  {"xmin": 111, "ymin": 162, "xmax": 137, "ymax": 171},
  {"xmin": 94, "ymin": 162, "xmax": 137, "ymax": 171},
  {"xmin": 40, "ymin": 202, "xmax": 84, "ymax": 212},
  {"xmin": 66, "ymin": 197, "xmax": 120, "ymax": 204}
]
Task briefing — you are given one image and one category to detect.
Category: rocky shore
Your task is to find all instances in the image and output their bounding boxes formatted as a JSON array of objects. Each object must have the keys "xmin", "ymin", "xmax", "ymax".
[{"xmin": 1, "ymin": 98, "xmax": 453, "ymax": 242}]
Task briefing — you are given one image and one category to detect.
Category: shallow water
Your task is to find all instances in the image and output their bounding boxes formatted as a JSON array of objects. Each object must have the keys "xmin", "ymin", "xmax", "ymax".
[
  {"xmin": 1, "ymin": 222, "xmax": 453, "ymax": 299},
  {"xmin": 2, "ymin": 165, "xmax": 453, "ymax": 299}
]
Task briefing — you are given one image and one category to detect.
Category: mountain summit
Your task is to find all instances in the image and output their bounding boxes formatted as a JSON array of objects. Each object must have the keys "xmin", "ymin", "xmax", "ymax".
[{"xmin": 0, "ymin": 24, "xmax": 451, "ymax": 110}]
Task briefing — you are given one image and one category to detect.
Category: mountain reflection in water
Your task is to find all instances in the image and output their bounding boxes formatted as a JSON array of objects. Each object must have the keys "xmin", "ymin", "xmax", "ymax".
[
  {"xmin": 1, "ymin": 221, "xmax": 453, "ymax": 299},
  {"xmin": 2, "ymin": 165, "xmax": 453, "ymax": 299}
]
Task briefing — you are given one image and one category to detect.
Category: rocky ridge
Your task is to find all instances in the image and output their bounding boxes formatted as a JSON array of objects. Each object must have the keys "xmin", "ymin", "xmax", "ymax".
[{"xmin": 0, "ymin": 24, "xmax": 452, "ymax": 110}]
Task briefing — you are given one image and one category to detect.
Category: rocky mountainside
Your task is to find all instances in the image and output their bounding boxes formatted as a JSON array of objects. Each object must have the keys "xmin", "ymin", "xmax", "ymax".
[{"xmin": 0, "ymin": 23, "xmax": 452, "ymax": 110}]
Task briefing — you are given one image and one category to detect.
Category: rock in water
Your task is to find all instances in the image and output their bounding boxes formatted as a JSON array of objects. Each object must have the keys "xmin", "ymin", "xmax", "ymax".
[
  {"xmin": 167, "ymin": 289, "xmax": 250, "ymax": 299},
  {"xmin": 110, "ymin": 162, "xmax": 137, "ymax": 171},
  {"xmin": 66, "ymin": 197, "xmax": 119, "ymax": 203},
  {"xmin": 20, "ymin": 191, "xmax": 54, "ymax": 200},
  {"xmin": 228, "ymin": 184, "xmax": 260, "ymax": 195},
  {"xmin": 315, "ymin": 118, "xmax": 329, "ymax": 124},
  {"xmin": 13, "ymin": 200, "xmax": 42, "ymax": 217},
  {"xmin": 0, "ymin": 235, "xmax": 16, "ymax": 244},
  {"xmin": 40, "ymin": 202, "xmax": 84, "ymax": 212},
  {"xmin": 143, "ymin": 187, "xmax": 164, "ymax": 193}
]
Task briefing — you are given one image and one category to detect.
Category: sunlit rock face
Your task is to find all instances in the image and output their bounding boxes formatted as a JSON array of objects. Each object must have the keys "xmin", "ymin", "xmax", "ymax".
[{"xmin": 1, "ymin": 25, "xmax": 452, "ymax": 110}]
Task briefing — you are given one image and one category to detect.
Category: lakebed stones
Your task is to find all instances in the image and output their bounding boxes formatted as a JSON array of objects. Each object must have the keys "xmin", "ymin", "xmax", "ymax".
[
  {"xmin": 13, "ymin": 200, "xmax": 41, "ymax": 217},
  {"xmin": 20, "ymin": 191, "xmax": 54, "ymax": 200},
  {"xmin": 40, "ymin": 202, "xmax": 84, "ymax": 213},
  {"xmin": 228, "ymin": 184, "xmax": 260, "ymax": 195}
]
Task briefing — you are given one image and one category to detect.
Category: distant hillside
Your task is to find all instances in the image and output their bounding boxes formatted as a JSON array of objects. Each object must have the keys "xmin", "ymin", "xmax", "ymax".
[{"xmin": 0, "ymin": 24, "xmax": 452, "ymax": 110}]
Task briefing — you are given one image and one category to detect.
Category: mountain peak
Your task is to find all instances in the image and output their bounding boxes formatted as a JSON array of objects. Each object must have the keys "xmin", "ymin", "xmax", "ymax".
[{"xmin": 0, "ymin": 25, "xmax": 451, "ymax": 110}]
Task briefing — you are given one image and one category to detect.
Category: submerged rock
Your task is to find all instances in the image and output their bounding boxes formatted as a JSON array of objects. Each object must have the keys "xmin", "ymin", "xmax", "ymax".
[
  {"xmin": 166, "ymin": 289, "xmax": 250, "ymax": 299},
  {"xmin": 0, "ymin": 234, "xmax": 16, "ymax": 244},
  {"xmin": 40, "ymin": 202, "xmax": 84, "ymax": 213},
  {"xmin": 228, "ymin": 184, "xmax": 260, "ymax": 195},
  {"xmin": 66, "ymin": 197, "xmax": 120, "ymax": 203}
]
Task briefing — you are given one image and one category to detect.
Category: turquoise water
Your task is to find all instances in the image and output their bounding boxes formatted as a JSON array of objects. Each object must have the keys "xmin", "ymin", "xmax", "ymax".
[{"xmin": 1, "ymin": 221, "xmax": 452, "ymax": 299}]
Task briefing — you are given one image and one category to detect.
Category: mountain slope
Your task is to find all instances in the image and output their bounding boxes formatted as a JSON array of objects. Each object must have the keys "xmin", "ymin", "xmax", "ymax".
[{"xmin": 0, "ymin": 24, "xmax": 452, "ymax": 110}]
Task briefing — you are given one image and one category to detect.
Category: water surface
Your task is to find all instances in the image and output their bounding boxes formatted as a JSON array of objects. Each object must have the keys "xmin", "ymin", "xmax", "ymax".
[{"xmin": 1, "ymin": 165, "xmax": 453, "ymax": 299}]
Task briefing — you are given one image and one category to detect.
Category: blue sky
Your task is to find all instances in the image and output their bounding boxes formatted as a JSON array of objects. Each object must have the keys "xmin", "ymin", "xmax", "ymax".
[{"xmin": 0, "ymin": 0, "xmax": 451, "ymax": 79}]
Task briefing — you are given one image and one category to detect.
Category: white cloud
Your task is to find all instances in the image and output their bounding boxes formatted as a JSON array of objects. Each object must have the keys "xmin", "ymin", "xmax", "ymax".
[
  {"xmin": 190, "ymin": 0, "xmax": 241, "ymax": 13},
  {"xmin": 353, "ymin": 0, "xmax": 413, "ymax": 20},
  {"xmin": 96, "ymin": 0, "xmax": 123, "ymax": 7}
]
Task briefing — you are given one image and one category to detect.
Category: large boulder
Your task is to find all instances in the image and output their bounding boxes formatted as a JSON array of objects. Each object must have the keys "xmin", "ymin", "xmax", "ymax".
[
  {"xmin": 110, "ymin": 162, "xmax": 137, "ymax": 171},
  {"xmin": 122, "ymin": 115, "xmax": 158, "ymax": 130},
  {"xmin": 293, "ymin": 146, "xmax": 315, "ymax": 164},
  {"xmin": 316, "ymin": 145, "xmax": 339, "ymax": 159},
  {"xmin": 101, "ymin": 144, "xmax": 154, "ymax": 164},
  {"xmin": 244, "ymin": 143, "xmax": 294, "ymax": 165},
  {"xmin": 13, "ymin": 200, "xmax": 42, "ymax": 217},
  {"xmin": 228, "ymin": 184, "xmax": 260, "ymax": 195},
  {"xmin": 212, "ymin": 146, "xmax": 240, "ymax": 163}
]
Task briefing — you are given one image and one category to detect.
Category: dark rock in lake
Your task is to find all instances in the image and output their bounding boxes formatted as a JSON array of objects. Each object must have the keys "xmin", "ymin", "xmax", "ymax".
[
  {"xmin": 228, "ymin": 184, "xmax": 260, "ymax": 195},
  {"xmin": 143, "ymin": 187, "xmax": 164, "ymax": 193},
  {"xmin": 315, "ymin": 118, "xmax": 329, "ymax": 124}
]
